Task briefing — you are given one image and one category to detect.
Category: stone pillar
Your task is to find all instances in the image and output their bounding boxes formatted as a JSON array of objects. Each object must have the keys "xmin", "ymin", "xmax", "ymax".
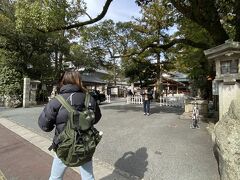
[
  {"xmin": 23, "ymin": 78, "xmax": 30, "ymax": 108},
  {"xmin": 30, "ymin": 90, "xmax": 37, "ymax": 105},
  {"xmin": 204, "ymin": 40, "xmax": 240, "ymax": 180},
  {"xmin": 29, "ymin": 80, "xmax": 40, "ymax": 105},
  {"xmin": 204, "ymin": 40, "xmax": 240, "ymax": 120},
  {"xmin": 219, "ymin": 82, "xmax": 240, "ymax": 119}
]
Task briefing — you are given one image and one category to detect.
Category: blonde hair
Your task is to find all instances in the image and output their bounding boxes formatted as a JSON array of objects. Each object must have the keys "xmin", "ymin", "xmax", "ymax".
[{"xmin": 60, "ymin": 71, "xmax": 86, "ymax": 92}]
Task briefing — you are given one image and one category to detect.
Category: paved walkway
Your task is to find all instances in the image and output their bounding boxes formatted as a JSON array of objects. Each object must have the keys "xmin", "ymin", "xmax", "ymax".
[
  {"xmin": 0, "ymin": 117, "xmax": 133, "ymax": 180},
  {"xmin": 0, "ymin": 101, "xmax": 220, "ymax": 180},
  {"xmin": 0, "ymin": 123, "xmax": 79, "ymax": 180}
]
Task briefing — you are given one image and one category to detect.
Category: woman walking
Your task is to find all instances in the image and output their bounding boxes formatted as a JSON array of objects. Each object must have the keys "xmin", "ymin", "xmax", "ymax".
[{"xmin": 38, "ymin": 71, "xmax": 102, "ymax": 180}]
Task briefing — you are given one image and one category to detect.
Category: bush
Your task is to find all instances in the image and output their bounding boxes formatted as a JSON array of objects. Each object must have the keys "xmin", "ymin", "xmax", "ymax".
[
  {"xmin": 0, "ymin": 67, "xmax": 22, "ymax": 107},
  {"xmin": 0, "ymin": 66, "xmax": 22, "ymax": 96}
]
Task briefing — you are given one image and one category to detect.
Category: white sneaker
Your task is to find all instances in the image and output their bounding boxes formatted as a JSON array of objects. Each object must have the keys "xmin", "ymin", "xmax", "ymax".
[
  {"xmin": 147, "ymin": 113, "xmax": 150, "ymax": 116},
  {"xmin": 144, "ymin": 113, "xmax": 146, "ymax": 115}
]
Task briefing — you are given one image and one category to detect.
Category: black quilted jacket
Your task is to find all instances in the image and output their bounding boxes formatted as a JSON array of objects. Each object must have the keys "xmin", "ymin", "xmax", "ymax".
[{"xmin": 38, "ymin": 84, "xmax": 102, "ymax": 142}]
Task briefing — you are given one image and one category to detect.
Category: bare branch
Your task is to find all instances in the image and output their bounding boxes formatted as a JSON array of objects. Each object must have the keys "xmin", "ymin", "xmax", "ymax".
[
  {"xmin": 107, "ymin": 48, "xmax": 113, "ymax": 57},
  {"xmin": 41, "ymin": 0, "xmax": 113, "ymax": 32},
  {"xmin": 84, "ymin": 12, "xmax": 93, "ymax": 20}
]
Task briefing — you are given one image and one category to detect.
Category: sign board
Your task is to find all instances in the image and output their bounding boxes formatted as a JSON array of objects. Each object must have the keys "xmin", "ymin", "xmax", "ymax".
[{"xmin": 111, "ymin": 87, "xmax": 118, "ymax": 95}]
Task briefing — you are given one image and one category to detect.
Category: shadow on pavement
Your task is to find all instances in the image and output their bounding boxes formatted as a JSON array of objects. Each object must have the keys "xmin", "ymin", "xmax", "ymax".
[
  {"xmin": 101, "ymin": 147, "xmax": 148, "ymax": 180},
  {"xmin": 102, "ymin": 104, "xmax": 184, "ymax": 115},
  {"xmin": 151, "ymin": 106, "xmax": 184, "ymax": 115}
]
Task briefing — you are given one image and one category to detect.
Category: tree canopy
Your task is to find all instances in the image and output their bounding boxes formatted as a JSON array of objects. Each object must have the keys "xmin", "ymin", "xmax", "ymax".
[
  {"xmin": 14, "ymin": 0, "xmax": 113, "ymax": 32},
  {"xmin": 136, "ymin": 0, "xmax": 240, "ymax": 46},
  {"xmin": 0, "ymin": 0, "xmax": 238, "ymax": 100}
]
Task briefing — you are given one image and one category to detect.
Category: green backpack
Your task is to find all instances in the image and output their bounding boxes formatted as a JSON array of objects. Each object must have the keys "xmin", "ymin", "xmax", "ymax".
[{"xmin": 54, "ymin": 93, "xmax": 102, "ymax": 167}]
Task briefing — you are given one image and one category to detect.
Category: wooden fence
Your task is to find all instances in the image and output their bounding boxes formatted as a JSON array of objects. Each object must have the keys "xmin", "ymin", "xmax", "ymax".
[
  {"xmin": 126, "ymin": 95, "xmax": 143, "ymax": 104},
  {"xmin": 159, "ymin": 96, "xmax": 185, "ymax": 107},
  {"xmin": 105, "ymin": 95, "xmax": 111, "ymax": 103},
  {"xmin": 126, "ymin": 95, "xmax": 186, "ymax": 107}
]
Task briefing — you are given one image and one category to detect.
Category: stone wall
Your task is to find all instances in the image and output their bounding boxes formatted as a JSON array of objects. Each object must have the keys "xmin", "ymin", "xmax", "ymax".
[
  {"xmin": 184, "ymin": 99, "xmax": 208, "ymax": 115},
  {"xmin": 180, "ymin": 99, "xmax": 208, "ymax": 120},
  {"xmin": 213, "ymin": 100, "xmax": 240, "ymax": 180},
  {"xmin": 4, "ymin": 95, "xmax": 22, "ymax": 108}
]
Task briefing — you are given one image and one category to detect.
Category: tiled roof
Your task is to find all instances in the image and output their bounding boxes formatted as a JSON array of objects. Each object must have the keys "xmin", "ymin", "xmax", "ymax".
[{"xmin": 81, "ymin": 74, "xmax": 107, "ymax": 84}]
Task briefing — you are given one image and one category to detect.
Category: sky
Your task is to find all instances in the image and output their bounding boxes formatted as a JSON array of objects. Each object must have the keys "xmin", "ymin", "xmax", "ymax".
[
  {"xmin": 84, "ymin": 0, "xmax": 141, "ymax": 22},
  {"xmin": 83, "ymin": 0, "xmax": 177, "ymax": 34}
]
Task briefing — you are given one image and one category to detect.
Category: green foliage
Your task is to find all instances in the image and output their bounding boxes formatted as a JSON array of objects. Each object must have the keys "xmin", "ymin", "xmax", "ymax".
[
  {"xmin": 215, "ymin": 0, "xmax": 238, "ymax": 39},
  {"xmin": 67, "ymin": 43, "xmax": 98, "ymax": 70},
  {"xmin": 15, "ymin": 0, "xmax": 86, "ymax": 32},
  {"xmin": 80, "ymin": 20, "xmax": 118, "ymax": 60},
  {"xmin": 0, "ymin": 66, "xmax": 22, "ymax": 96},
  {"xmin": 0, "ymin": 0, "xmax": 71, "ymax": 85},
  {"xmin": 123, "ymin": 56, "xmax": 156, "ymax": 86},
  {"xmin": 172, "ymin": 46, "xmax": 213, "ymax": 98},
  {"xmin": 1, "ymin": 0, "xmax": 238, "ymax": 102}
]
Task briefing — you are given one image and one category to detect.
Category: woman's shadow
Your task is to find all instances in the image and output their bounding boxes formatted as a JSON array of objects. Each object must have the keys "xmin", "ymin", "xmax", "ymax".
[{"xmin": 101, "ymin": 147, "xmax": 148, "ymax": 179}]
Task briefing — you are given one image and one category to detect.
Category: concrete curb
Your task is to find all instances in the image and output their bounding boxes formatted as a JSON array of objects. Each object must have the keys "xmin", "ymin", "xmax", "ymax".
[{"xmin": 0, "ymin": 117, "xmax": 139, "ymax": 180}]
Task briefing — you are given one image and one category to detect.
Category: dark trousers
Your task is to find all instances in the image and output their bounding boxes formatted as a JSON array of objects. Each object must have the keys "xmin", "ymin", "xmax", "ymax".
[{"xmin": 143, "ymin": 100, "xmax": 150, "ymax": 113}]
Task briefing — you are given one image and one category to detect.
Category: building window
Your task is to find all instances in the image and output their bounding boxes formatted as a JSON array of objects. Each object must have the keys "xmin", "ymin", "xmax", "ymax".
[
  {"xmin": 230, "ymin": 59, "xmax": 238, "ymax": 73},
  {"xmin": 220, "ymin": 59, "xmax": 238, "ymax": 74}
]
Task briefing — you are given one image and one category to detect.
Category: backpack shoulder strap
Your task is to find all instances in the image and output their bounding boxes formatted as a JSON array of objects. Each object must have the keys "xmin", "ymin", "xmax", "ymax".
[
  {"xmin": 56, "ymin": 93, "xmax": 90, "ymax": 111},
  {"xmin": 84, "ymin": 93, "xmax": 91, "ymax": 109},
  {"xmin": 55, "ymin": 95, "xmax": 75, "ymax": 112}
]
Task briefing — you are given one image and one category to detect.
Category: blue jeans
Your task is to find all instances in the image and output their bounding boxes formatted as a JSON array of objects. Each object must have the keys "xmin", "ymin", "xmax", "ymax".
[
  {"xmin": 49, "ymin": 155, "xmax": 94, "ymax": 180},
  {"xmin": 143, "ymin": 100, "xmax": 150, "ymax": 113}
]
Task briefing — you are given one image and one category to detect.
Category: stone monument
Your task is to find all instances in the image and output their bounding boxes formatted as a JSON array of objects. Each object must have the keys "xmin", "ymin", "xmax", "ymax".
[
  {"xmin": 23, "ymin": 78, "xmax": 30, "ymax": 108},
  {"xmin": 204, "ymin": 40, "xmax": 240, "ymax": 180},
  {"xmin": 204, "ymin": 39, "xmax": 240, "ymax": 120},
  {"xmin": 23, "ymin": 78, "xmax": 40, "ymax": 107},
  {"xmin": 30, "ymin": 80, "xmax": 41, "ymax": 105}
]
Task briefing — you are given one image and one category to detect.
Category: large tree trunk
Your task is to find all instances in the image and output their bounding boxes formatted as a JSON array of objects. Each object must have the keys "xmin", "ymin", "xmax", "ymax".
[
  {"xmin": 155, "ymin": 52, "xmax": 161, "ymax": 99},
  {"xmin": 171, "ymin": 0, "xmax": 229, "ymax": 45},
  {"xmin": 234, "ymin": 0, "xmax": 240, "ymax": 41}
]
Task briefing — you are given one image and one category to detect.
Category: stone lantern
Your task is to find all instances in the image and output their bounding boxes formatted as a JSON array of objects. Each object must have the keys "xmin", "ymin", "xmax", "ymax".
[
  {"xmin": 23, "ymin": 78, "xmax": 40, "ymax": 107},
  {"xmin": 30, "ymin": 80, "xmax": 41, "ymax": 105},
  {"xmin": 204, "ymin": 39, "xmax": 240, "ymax": 120},
  {"xmin": 204, "ymin": 40, "xmax": 240, "ymax": 180}
]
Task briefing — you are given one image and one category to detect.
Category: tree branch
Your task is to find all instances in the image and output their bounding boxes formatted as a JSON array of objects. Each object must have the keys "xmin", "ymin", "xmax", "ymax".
[
  {"xmin": 84, "ymin": 12, "xmax": 93, "ymax": 20},
  {"xmin": 41, "ymin": 0, "xmax": 113, "ymax": 32},
  {"xmin": 111, "ymin": 38, "xmax": 210, "ymax": 59},
  {"xmin": 170, "ymin": 0, "xmax": 229, "ymax": 45},
  {"xmin": 107, "ymin": 47, "xmax": 113, "ymax": 57},
  {"xmin": 170, "ymin": 0, "xmax": 192, "ymax": 19},
  {"xmin": 157, "ymin": 38, "xmax": 210, "ymax": 50}
]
